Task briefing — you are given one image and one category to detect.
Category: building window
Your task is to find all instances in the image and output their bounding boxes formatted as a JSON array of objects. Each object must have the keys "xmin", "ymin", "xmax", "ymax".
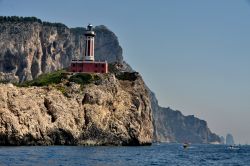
[
  {"xmin": 102, "ymin": 64, "xmax": 104, "ymax": 68},
  {"xmin": 95, "ymin": 64, "xmax": 98, "ymax": 68},
  {"xmin": 72, "ymin": 64, "xmax": 75, "ymax": 67},
  {"xmin": 101, "ymin": 70, "xmax": 104, "ymax": 73}
]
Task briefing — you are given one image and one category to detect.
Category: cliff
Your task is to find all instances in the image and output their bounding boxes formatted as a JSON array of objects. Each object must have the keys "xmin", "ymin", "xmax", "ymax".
[
  {"xmin": 0, "ymin": 17, "xmax": 123, "ymax": 83},
  {"xmin": 0, "ymin": 71, "xmax": 152, "ymax": 145},
  {"xmin": 150, "ymin": 91, "xmax": 221, "ymax": 143},
  {"xmin": 0, "ymin": 16, "xmax": 220, "ymax": 144}
]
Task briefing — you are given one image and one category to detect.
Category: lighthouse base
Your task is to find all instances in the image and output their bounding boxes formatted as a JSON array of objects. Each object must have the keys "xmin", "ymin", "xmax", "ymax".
[{"xmin": 70, "ymin": 60, "xmax": 108, "ymax": 74}]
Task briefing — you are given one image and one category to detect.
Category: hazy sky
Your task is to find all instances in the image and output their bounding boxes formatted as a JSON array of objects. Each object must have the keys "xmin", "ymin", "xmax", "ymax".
[{"xmin": 1, "ymin": 0, "xmax": 250, "ymax": 144}]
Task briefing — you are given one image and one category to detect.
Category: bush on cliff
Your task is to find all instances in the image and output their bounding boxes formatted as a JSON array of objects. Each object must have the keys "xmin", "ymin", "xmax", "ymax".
[
  {"xmin": 19, "ymin": 70, "xmax": 101, "ymax": 87},
  {"xmin": 19, "ymin": 70, "xmax": 65, "ymax": 87},
  {"xmin": 116, "ymin": 72, "xmax": 138, "ymax": 81},
  {"xmin": 69, "ymin": 73, "xmax": 101, "ymax": 85},
  {"xmin": 109, "ymin": 63, "xmax": 139, "ymax": 81}
]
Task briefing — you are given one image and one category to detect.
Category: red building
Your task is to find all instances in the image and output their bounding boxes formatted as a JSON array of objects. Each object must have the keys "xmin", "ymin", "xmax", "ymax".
[
  {"xmin": 69, "ymin": 24, "xmax": 108, "ymax": 73},
  {"xmin": 70, "ymin": 60, "xmax": 108, "ymax": 73}
]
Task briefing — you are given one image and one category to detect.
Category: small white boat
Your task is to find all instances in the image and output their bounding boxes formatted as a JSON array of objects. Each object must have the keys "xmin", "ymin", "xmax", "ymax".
[
  {"xmin": 183, "ymin": 143, "xmax": 190, "ymax": 149},
  {"xmin": 228, "ymin": 145, "xmax": 240, "ymax": 150}
]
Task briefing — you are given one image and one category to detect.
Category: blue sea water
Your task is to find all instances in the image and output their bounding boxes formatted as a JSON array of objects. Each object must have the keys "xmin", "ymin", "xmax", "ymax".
[{"xmin": 0, "ymin": 143, "xmax": 249, "ymax": 166}]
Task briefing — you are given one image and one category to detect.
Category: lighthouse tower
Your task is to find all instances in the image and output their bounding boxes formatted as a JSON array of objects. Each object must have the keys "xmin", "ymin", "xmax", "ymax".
[
  {"xmin": 69, "ymin": 24, "xmax": 108, "ymax": 74},
  {"xmin": 84, "ymin": 24, "xmax": 95, "ymax": 61}
]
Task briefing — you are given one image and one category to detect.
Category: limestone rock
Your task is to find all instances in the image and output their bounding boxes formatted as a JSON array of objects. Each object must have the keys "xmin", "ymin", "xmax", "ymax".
[
  {"xmin": 0, "ymin": 72, "xmax": 19, "ymax": 83},
  {"xmin": 0, "ymin": 73, "xmax": 153, "ymax": 145}
]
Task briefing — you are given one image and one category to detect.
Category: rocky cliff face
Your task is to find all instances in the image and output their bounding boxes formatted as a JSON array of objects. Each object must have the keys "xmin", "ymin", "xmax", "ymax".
[
  {"xmin": 150, "ymin": 91, "xmax": 221, "ymax": 143},
  {"xmin": 0, "ymin": 73, "xmax": 152, "ymax": 145},
  {"xmin": 0, "ymin": 19, "xmax": 122, "ymax": 83}
]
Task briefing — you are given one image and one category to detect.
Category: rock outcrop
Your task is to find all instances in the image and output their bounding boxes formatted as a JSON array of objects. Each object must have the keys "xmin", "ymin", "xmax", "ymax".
[
  {"xmin": 226, "ymin": 133, "xmax": 235, "ymax": 145},
  {"xmin": 0, "ymin": 73, "xmax": 153, "ymax": 145}
]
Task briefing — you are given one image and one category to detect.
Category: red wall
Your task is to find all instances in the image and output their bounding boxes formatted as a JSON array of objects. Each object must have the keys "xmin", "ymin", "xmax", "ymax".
[{"xmin": 70, "ymin": 61, "xmax": 108, "ymax": 73}]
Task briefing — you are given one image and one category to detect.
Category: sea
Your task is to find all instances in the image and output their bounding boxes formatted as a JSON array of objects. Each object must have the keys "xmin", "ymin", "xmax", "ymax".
[{"xmin": 0, "ymin": 143, "xmax": 249, "ymax": 166}]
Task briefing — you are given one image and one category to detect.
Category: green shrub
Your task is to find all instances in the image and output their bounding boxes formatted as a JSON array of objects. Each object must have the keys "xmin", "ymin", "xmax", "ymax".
[
  {"xmin": 19, "ymin": 70, "xmax": 65, "ymax": 87},
  {"xmin": 116, "ymin": 72, "xmax": 138, "ymax": 81},
  {"xmin": 18, "ymin": 70, "xmax": 102, "ymax": 88},
  {"xmin": 69, "ymin": 73, "xmax": 100, "ymax": 85},
  {"xmin": 55, "ymin": 86, "xmax": 69, "ymax": 97}
]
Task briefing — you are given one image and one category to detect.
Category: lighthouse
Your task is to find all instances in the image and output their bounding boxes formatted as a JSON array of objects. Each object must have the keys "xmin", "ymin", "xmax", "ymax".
[
  {"xmin": 84, "ymin": 24, "xmax": 95, "ymax": 61},
  {"xmin": 69, "ymin": 24, "xmax": 108, "ymax": 73}
]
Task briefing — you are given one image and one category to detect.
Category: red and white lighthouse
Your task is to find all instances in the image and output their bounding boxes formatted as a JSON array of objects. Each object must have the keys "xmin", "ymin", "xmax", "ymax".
[
  {"xmin": 69, "ymin": 24, "xmax": 108, "ymax": 73},
  {"xmin": 84, "ymin": 24, "xmax": 95, "ymax": 61}
]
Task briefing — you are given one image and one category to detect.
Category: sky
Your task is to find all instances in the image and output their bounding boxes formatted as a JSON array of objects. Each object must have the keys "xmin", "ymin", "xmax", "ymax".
[{"xmin": 0, "ymin": 0, "xmax": 250, "ymax": 144}]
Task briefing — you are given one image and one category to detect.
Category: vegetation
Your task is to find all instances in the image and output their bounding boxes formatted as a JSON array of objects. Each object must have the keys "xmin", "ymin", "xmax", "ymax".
[
  {"xmin": 0, "ymin": 16, "xmax": 42, "ymax": 23},
  {"xmin": 54, "ymin": 85, "xmax": 68, "ymax": 97},
  {"xmin": 108, "ymin": 63, "xmax": 120, "ymax": 74},
  {"xmin": 0, "ymin": 16, "xmax": 68, "ymax": 28},
  {"xmin": 0, "ymin": 80, "xmax": 10, "ymax": 84},
  {"xmin": 109, "ymin": 63, "xmax": 138, "ymax": 81},
  {"xmin": 116, "ymin": 72, "xmax": 138, "ymax": 81},
  {"xmin": 19, "ymin": 70, "xmax": 66, "ymax": 87},
  {"xmin": 16, "ymin": 70, "xmax": 102, "ymax": 97},
  {"xmin": 18, "ymin": 70, "xmax": 101, "ymax": 87},
  {"xmin": 69, "ymin": 73, "xmax": 100, "ymax": 85}
]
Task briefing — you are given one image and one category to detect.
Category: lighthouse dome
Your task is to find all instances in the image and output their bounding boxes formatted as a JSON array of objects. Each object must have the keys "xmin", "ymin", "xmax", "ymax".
[
  {"xmin": 85, "ymin": 24, "xmax": 95, "ymax": 36},
  {"xmin": 87, "ymin": 24, "xmax": 93, "ymax": 31}
]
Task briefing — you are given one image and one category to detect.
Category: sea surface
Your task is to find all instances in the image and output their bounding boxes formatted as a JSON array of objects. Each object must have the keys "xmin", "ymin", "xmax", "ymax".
[{"xmin": 0, "ymin": 143, "xmax": 249, "ymax": 166}]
